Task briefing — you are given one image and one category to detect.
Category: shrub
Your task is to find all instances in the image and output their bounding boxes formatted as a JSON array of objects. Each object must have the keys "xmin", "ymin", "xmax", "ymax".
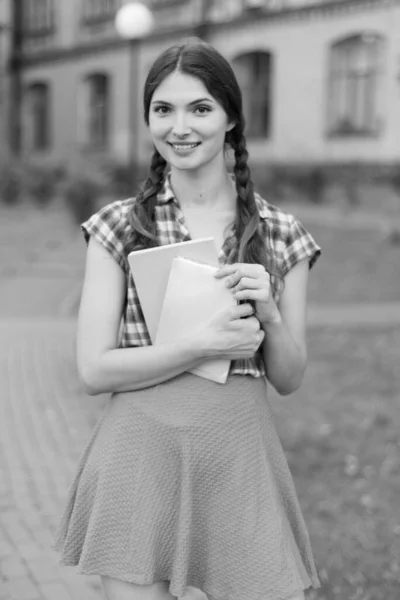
[
  {"xmin": 250, "ymin": 164, "xmax": 291, "ymax": 203},
  {"xmin": 63, "ymin": 175, "xmax": 104, "ymax": 225},
  {"xmin": 303, "ymin": 168, "xmax": 327, "ymax": 204},
  {"xmin": 0, "ymin": 159, "xmax": 23, "ymax": 205},
  {"xmin": 25, "ymin": 164, "xmax": 66, "ymax": 207},
  {"xmin": 105, "ymin": 161, "xmax": 136, "ymax": 198},
  {"xmin": 339, "ymin": 164, "xmax": 361, "ymax": 208},
  {"xmin": 60, "ymin": 156, "xmax": 114, "ymax": 224},
  {"xmin": 389, "ymin": 167, "xmax": 400, "ymax": 197},
  {"xmin": 104, "ymin": 160, "xmax": 148, "ymax": 199}
]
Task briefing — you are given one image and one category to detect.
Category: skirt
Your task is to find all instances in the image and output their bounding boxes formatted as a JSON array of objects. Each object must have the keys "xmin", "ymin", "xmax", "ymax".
[{"xmin": 53, "ymin": 373, "xmax": 320, "ymax": 600}]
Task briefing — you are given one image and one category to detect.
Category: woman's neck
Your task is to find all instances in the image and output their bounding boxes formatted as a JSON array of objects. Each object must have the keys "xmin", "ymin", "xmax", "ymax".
[{"xmin": 169, "ymin": 165, "xmax": 236, "ymax": 209}]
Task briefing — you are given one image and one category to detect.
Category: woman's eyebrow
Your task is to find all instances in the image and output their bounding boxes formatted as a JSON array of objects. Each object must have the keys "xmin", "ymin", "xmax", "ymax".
[{"xmin": 151, "ymin": 98, "xmax": 214, "ymax": 107}]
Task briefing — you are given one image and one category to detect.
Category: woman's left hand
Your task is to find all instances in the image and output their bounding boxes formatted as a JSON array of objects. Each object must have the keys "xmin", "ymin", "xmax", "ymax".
[{"xmin": 215, "ymin": 263, "xmax": 282, "ymax": 326}]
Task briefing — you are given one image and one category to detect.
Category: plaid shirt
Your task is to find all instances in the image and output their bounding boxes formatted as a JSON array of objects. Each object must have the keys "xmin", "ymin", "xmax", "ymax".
[{"xmin": 82, "ymin": 173, "xmax": 321, "ymax": 378}]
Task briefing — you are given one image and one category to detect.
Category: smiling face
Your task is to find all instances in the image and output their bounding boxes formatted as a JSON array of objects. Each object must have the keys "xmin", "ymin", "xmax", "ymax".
[{"xmin": 148, "ymin": 70, "xmax": 235, "ymax": 173}]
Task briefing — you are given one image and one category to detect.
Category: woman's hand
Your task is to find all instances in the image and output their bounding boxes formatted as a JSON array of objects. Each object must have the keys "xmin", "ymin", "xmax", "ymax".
[
  {"xmin": 194, "ymin": 303, "xmax": 265, "ymax": 361},
  {"xmin": 214, "ymin": 263, "xmax": 282, "ymax": 325}
]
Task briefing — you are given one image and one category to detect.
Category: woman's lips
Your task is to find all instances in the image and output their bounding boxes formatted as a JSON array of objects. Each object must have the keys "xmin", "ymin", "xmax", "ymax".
[{"xmin": 167, "ymin": 142, "xmax": 201, "ymax": 154}]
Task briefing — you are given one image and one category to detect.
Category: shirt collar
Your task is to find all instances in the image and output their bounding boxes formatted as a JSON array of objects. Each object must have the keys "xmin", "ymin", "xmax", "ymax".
[
  {"xmin": 156, "ymin": 170, "xmax": 176, "ymax": 205},
  {"xmin": 254, "ymin": 192, "xmax": 273, "ymax": 220}
]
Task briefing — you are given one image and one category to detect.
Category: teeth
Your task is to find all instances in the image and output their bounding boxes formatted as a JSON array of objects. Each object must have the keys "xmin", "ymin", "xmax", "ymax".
[{"xmin": 171, "ymin": 144, "xmax": 198, "ymax": 149}]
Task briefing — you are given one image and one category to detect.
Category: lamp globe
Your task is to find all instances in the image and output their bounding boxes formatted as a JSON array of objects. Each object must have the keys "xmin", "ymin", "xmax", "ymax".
[{"xmin": 115, "ymin": 2, "xmax": 154, "ymax": 39}]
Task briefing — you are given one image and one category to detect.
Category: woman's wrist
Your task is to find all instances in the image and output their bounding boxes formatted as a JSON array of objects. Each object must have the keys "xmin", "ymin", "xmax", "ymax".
[
  {"xmin": 173, "ymin": 335, "xmax": 209, "ymax": 362},
  {"xmin": 260, "ymin": 308, "xmax": 283, "ymax": 332}
]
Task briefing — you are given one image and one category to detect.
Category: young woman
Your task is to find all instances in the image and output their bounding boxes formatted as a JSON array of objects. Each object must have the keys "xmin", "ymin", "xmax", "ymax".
[{"xmin": 54, "ymin": 38, "xmax": 321, "ymax": 600}]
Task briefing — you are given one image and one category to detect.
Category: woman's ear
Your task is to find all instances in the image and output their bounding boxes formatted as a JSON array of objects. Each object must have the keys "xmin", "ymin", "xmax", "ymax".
[{"xmin": 226, "ymin": 121, "xmax": 236, "ymax": 133}]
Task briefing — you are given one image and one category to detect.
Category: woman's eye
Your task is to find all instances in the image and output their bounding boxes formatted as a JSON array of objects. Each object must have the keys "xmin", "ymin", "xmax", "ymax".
[
  {"xmin": 154, "ymin": 106, "xmax": 170, "ymax": 115},
  {"xmin": 194, "ymin": 105, "xmax": 211, "ymax": 115}
]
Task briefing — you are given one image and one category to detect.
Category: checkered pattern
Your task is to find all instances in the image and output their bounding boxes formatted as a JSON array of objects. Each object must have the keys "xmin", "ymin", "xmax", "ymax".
[{"xmin": 81, "ymin": 173, "xmax": 321, "ymax": 378}]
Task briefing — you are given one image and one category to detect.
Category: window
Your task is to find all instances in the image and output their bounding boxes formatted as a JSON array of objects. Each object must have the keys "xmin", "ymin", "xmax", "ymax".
[
  {"xmin": 327, "ymin": 33, "xmax": 385, "ymax": 136},
  {"xmin": 232, "ymin": 51, "xmax": 272, "ymax": 138},
  {"xmin": 147, "ymin": 0, "xmax": 186, "ymax": 6},
  {"xmin": 82, "ymin": 0, "xmax": 119, "ymax": 24},
  {"xmin": 24, "ymin": 0, "xmax": 55, "ymax": 36},
  {"xmin": 83, "ymin": 74, "xmax": 110, "ymax": 148},
  {"xmin": 26, "ymin": 82, "xmax": 51, "ymax": 151}
]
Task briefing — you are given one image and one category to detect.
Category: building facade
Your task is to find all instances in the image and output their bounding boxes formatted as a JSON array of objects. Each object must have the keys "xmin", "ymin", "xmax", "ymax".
[
  {"xmin": 4, "ymin": 0, "xmax": 400, "ymax": 169},
  {"xmin": 0, "ymin": 0, "xmax": 12, "ymax": 158}
]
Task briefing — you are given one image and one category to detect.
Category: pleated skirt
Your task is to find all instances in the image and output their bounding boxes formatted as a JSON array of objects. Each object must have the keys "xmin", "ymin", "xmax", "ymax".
[{"xmin": 53, "ymin": 373, "xmax": 320, "ymax": 600}]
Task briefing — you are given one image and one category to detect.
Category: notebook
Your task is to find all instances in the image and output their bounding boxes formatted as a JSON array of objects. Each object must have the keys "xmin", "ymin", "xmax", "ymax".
[
  {"xmin": 155, "ymin": 256, "xmax": 237, "ymax": 384},
  {"xmin": 128, "ymin": 238, "xmax": 219, "ymax": 343}
]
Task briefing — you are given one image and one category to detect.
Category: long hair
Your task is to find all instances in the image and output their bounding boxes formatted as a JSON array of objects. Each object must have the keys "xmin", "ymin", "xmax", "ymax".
[{"xmin": 127, "ymin": 37, "xmax": 282, "ymax": 285}]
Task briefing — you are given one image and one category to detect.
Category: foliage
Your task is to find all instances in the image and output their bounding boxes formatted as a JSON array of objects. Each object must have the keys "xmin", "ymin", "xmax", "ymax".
[
  {"xmin": 25, "ymin": 163, "xmax": 66, "ymax": 207},
  {"xmin": 59, "ymin": 157, "xmax": 149, "ymax": 224},
  {"xmin": 250, "ymin": 162, "xmax": 400, "ymax": 208},
  {"xmin": 0, "ymin": 157, "xmax": 23, "ymax": 205},
  {"xmin": 251, "ymin": 164, "xmax": 328, "ymax": 204},
  {"xmin": 389, "ymin": 167, "xmax": 400, "ymax": 197},
  {"xmin": 0, "ymin": 156, "xmax": 65, "ymax": 207},
  {"xmin": 61, "ymin": 171, "xmax": 106, "ymax": 225},
  {"xmin": 104, "ymin": 160, "xmax": 146, "ymax": 199}
]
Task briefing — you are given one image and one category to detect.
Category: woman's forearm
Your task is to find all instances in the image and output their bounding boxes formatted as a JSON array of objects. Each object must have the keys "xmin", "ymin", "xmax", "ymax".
[
  {"xmin": 80, "ymin": 338, "xmax": 205, "ymax": 396},
  {"xmin": 261, "ymin": 316, "xmax": 307, "ymax": 395}
]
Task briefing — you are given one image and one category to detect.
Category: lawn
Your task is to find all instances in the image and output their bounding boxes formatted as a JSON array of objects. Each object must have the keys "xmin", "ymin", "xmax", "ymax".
[
  {"xmin": 269, "ymin": 325, "xmax": 400, "ymax": 600},
  {"xmin": 290, "ymin": 219, "xmax": 400, "ymax": 305}
]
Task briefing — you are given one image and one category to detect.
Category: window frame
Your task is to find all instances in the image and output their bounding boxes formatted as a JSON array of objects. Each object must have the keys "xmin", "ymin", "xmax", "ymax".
[
  {"xmin": 147, "ymin": 0, "xmax": 186, "ymax": 7},
  {"xmin": 23, "ymin": 0, "xmax": 55, "ymax": 37},
  {"xmin": 232, "ymin": 50, "xmax": 273, "ymax": 140},
  {"xmin": 82, "ymin": 73, "xmax": 111, "ymax": 150},
  {"xmin": 326, "ymin": 32, "xmax": 385, "ymax": 139},
  {"xmin": 81, "ymin": 0, "xmax": 120, "ymax": 26},
  {"xmin": 26, "ymin": 81, "xmax": 51, "ymax": 152}
]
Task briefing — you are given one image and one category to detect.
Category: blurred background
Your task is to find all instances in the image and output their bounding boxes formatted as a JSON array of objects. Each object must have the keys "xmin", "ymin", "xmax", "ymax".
[{"xmin": 0, "ymin": 1, "xmax": 399, "ymax": 599}]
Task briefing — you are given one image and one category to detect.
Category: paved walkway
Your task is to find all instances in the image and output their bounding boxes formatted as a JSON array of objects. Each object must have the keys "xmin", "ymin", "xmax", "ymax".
[
  {"xmin": 0, "ymin": 201, "xmax": 399, "ymax": 600},
  {"xmin": 0, "ymin": 319, "xmax": 106, "ymax": 600}
]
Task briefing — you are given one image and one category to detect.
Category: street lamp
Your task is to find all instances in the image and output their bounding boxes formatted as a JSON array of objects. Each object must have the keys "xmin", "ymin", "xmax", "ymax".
[{"xmin": 114, "ymin": 2, "xmax": 154, "ymax": 185}]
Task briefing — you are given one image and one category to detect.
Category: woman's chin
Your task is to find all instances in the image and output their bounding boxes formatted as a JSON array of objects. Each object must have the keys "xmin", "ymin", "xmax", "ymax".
[{"xmin": 169, "ymin": 157, "xmax": 204, "ymax": 171}]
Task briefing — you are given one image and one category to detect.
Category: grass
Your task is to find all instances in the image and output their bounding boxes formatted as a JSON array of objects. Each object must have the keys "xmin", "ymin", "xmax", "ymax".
[
  {"xmin": 291, "ymin": 220, "xmax": 400, "ymax": 305},
  {"xmin": 269, "ymin": 326, "xmax": 400, "ymax": 600}
]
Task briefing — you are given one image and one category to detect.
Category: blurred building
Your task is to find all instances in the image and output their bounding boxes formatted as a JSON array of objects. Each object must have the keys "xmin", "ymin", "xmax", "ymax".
[
  {"xmin": 0, "ymin": 0, "xmax": 12, "ymax": 159},
  {"xmin": 2, "ymin": 0, "xmax": 400, "ymax": 169}
]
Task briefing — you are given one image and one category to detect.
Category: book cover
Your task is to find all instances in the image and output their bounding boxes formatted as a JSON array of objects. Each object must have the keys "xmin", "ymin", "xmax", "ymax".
[
  {"xmin": 155, "ymin": 257, "xmax": 237, "ymax": 384},
  {"xmin": 128, "ymin": 238, "xmax": 219, "ymax": 343}
]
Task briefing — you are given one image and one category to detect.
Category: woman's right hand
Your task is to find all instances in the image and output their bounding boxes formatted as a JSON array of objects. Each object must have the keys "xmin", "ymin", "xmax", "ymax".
[{"xmin": 194, "ymin": 303, "xmax": 265, "ymax": 360}]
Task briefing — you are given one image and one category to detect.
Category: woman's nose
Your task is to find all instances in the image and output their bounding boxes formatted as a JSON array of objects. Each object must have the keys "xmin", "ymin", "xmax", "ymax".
[{"xmin": 171, "ymin": 113, "xmax": 191, "ymax": 137}]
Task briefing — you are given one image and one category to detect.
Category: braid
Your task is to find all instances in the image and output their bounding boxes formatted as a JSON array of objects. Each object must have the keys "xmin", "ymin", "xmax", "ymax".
[
  {"xmin": 126, "ymin": 148, "xmax": 167, "ymax": 253},
  {"xmin": 228, "ymin": 125, "xmax": 283, "ymax": 291}
]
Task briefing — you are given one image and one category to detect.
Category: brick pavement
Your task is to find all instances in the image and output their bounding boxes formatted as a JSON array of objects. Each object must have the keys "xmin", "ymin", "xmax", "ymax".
[
  {"xmin": 0, "ymin": 318, "xmax": 107, "ymax": 600},
  {"xmin": 0, "ymin": 206, "xmax": 107, "ymax": 598}
]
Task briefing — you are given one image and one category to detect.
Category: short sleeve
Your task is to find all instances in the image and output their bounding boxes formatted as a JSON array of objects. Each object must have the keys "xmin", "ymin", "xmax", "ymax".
[
  {"xmin": 81, "ymin": 200, "xmax": 130, "ymax": 273},
  {"xmin": 280, "ymin": 214, "xmax": 321, "ymax": 277}
]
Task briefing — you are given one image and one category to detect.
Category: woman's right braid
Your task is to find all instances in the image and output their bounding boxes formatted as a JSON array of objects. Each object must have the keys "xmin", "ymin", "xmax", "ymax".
[{"xmin": 127, "ymin": 148, "xmax": 167, "ymax": 252}]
